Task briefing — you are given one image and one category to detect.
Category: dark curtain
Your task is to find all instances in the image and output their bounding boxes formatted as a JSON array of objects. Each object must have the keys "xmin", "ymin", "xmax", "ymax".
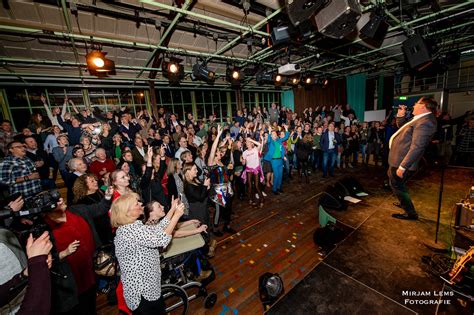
[
  {"xmin": 293, "ymin": 79, "xmax": 346, "ymax": 116},
  {"xmin": 366, "ymin": 78, "xmax": 375, "ymax": 111}
]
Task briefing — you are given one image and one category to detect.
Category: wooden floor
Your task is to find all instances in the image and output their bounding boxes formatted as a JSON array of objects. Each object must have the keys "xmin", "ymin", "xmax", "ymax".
[
  {"xmin": 93, "ymin": 164, "xmax": 474, "ymax": 315},
  {"xmin": 96, "ymin": 169, "xmax": 331, "ymax": 315}
]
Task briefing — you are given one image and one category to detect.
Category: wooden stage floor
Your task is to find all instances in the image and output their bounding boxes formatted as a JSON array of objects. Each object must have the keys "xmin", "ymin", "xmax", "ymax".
[{"xmin": 96, "ymin": 165, "xmax": 474, "ymax": 315}]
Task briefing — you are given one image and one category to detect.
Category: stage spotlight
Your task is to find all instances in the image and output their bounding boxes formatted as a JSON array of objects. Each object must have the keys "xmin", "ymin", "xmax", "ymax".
[
  {"xmin": 321, "ymin": 78, "xmax": 329, "ymax": 87},
  {"xmin": 232, "ymin": 69, "xmax": 240, "ymax": 80},
  {"xmin": 289, "ymin": 75, "xmax": 300, "ymax": 86},
  {"xmin": 168, "ymin": 62, "xmax": 179, "ymax": 74},
  {"xmin": 226, "ymin": 66, "xmax": 243, "ymax": 86},
  {"xmin": 86, "ymin": 50, "xmax": 116, "ymax": 77},
  {"xmin": 191, "ymin": 62, "xmax": 215, "ymax": 84},
  {"xmin": 162, "ymin": 58, "xmax": 184, "ymax": 85},
  {"xmin": 259, "ymin": 272, "xmax": 284, "ymax": 310},
  {"xmin": 302, "ymin": 74, "xmax": 315, "ymax": 86}
]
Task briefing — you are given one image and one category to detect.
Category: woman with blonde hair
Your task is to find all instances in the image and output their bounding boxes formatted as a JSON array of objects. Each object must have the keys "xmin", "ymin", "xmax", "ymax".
[
  {"xmin": 166, "ymin": 158, "xmax": 189, "ymax": 216},
  {"xmin": 112, "ymin": 193, "xmax": 184, "ymax": 314}
]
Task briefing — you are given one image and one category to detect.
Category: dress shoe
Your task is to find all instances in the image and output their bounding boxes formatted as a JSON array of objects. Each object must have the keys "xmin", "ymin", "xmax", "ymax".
[
  {"xmin": 272, "ymin": 190, "xmax": 280, "ymax": 195},
  {"xmin": 392, "ymin": 213, "xmax": 418, "ymax": 221},
  {"xmin": 393, "ymin": 202, "xmax": 402, "ymax": 209},
  {"xmin": 277, "ymin": 189, "xmax": 283, "ymax": 193},
  {"xmin": 213, "ymin": 230, "xmax": 223, "ymax": 237}
]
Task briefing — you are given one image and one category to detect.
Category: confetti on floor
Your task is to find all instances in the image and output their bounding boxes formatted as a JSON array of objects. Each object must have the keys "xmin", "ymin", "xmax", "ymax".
[
  {"xmin": 256, "ymin": 248, "xmax": 261, "ymax": 252},
  {"xmin": 285, "ymin": 249, "xmax": 290, "ymax": 252},
  {"xmin": 263, "ymin": 244, "xmax": 268, "ymax": 247},
  {"xmin": 228, "ymin": 287, "xmax": 234, "ymax": 294},
  {"xmin": 249, "ymin": 260, "xmax": 255, "ymax": 265}
]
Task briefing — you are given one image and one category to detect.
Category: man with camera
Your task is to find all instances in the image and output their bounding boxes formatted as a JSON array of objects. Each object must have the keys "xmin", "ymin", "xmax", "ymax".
[
  {"xmin": 0, "ymin": 196, "xmax": 53, "ymax": 315},
  {"xmin": 0, "ymin": 141, "xmax": 42, "ymax": 199}
]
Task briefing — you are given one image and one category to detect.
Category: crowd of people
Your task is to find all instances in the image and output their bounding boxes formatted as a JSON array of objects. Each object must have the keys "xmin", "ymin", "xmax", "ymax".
[{"xmin": 0, "ymin": 96, "xmax": 472, "ymax": 314}]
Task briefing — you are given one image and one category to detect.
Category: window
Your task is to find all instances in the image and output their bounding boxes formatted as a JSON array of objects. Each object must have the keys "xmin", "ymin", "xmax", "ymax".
[
  {"xmin": 5, "ymin": 88, "xmax": 29, "ymax": 108},
  {"xmin": 103, "ymin": 89, "xmax": 120, "ymax": 108},
  {"xmin": 27, "ymin": 89, "xmax": 46, "ymax": 108},
  {"xmin": 47, "ymin": 89, "xmax": 66, "ymax": 108},
  {"xmin": 119, "ymin": 90, "xmax": 133, "ymax": 106},
  {"xmin": 88, "ymin": 90, "xmax": 105, "ymax": 110}
]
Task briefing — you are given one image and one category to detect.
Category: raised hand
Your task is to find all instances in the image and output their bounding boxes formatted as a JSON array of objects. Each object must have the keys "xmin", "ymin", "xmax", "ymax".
[
  {"xmin": 26, "ymin": 232, "xmax": 52, "ymax": 259},
  {"xmin": 65, "ymin": 240, "xmax": 80, "ymax": 256}
]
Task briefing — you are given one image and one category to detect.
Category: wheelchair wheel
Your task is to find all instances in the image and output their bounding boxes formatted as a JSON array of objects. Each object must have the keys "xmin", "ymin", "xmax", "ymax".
[
  {"xmin": 204, "ymin": 292, "xmax": 217, "ymax": 309},
  {"xmin": 161, "ymin": 284, "xmax": 189, "ymax": 315}
]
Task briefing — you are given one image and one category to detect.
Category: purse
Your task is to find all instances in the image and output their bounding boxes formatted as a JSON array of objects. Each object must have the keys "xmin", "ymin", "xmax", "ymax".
[
  {"xmin": 210, "ymin": 182, "xmax": 234, "ymax": 207},
  {"xmin": 93, "ymin": 244, "xmax": 117, "ymax": 277}
]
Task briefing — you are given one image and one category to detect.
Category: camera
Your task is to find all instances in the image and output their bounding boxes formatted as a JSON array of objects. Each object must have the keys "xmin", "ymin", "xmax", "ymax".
[
  {"xmin": 0, "ymin": 189, "xmax": 61, "ymax": 220},
  {"xmin": 91, "ymin": 126, "xmax": 102, "ymax": 136}
]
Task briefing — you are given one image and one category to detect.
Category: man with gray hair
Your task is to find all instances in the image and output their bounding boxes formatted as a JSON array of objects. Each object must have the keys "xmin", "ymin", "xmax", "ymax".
[{"xmin": 89, "ymin": 148, "xmax": 115, "ymax": 180}]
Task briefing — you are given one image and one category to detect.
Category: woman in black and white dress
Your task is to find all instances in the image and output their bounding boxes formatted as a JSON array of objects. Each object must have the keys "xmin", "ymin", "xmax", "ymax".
[{"xmin": 111, "ymin": 193, "xmax": 184, "ymax": 314}]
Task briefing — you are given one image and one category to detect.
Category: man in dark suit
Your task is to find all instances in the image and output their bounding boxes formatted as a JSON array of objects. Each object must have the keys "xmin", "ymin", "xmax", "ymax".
[{"xmin": 388, "ymin": 97, "xmax": 438, "ymax": 220}]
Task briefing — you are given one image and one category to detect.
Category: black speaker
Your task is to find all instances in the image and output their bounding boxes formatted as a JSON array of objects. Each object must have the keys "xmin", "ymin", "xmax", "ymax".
[
  {"xmin": 271, "ymin": 25, "xmax": 291, "ymax": 46},
  {"xmin": 336, "ymin": 177, "xmax": 365, "ymax": 197},
  {"xmin": 402, "ymin": 35, "xmax": 432, "ymax": 71},
  {"xmin": 313, "ymin": 222, "xmax": 346, "ymax": 253},
  {"xmin": 286, "ymin": 0, "xmax": 327, "ymax": 26},
  {"xmin": 360, "ymin": 13, "xmax": 389, "ymax": 41},
  {"xmin": 319, "ymin": 185, "xmax": 347, "ymax": 211},
  {"xmin": 314, "ymin": 0, "xmax": 361, "ymax": 39}
]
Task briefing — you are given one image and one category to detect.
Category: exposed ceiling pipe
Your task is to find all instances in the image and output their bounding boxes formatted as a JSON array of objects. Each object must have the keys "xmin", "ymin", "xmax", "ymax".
[
  {"xmin": 60, "ymin": 0, "xmax": 83, "ymax": 77},
  {"xmin": 140, "ymin": 0, "xmax": 269, "ymax": 37},
  {"xmin": 137, "ymin": 0, "xmax": 194, "ymax": 78},
  {"xmin": 0, "ymin": 24, "xmax": 274, "ymax": 66},
  {"xmin": 288, "ymin": 1, "xmax": 473, "ymax": 73},
  {"xmin": 205, "ymin": 6, "xmax": 284, "ymax": 63},
  {"xmin": 309, "ymin": 19, "xmax": 474, "ymax": 72}
]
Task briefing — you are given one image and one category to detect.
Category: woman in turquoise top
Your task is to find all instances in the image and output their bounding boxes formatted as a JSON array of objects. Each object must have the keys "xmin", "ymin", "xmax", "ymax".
[{"xmin": 263, "ymin": 124, "xmax": 289, "ymax": 194}]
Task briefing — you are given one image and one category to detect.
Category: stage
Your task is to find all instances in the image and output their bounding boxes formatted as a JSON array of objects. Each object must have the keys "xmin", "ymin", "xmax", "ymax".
[{"xmin": 97, "ymin": 165, "xmax": 474, "ymax": 315}]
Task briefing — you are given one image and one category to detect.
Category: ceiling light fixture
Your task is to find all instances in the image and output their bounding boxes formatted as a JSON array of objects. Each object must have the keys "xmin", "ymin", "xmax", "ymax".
[
  {"xmin": 191, "ymin": 62, "xmax": 215, "ymax": 84},
  {"xmin": 162, "ymin": 57, "xmax": 184, "ymax": 85},
  {"xmin": 86, "ymin": 50, "xmax": 116, "ymax": 77}
]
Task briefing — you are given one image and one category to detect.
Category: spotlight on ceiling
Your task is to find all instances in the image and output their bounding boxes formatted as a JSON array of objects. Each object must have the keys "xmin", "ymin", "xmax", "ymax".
[
  {"xmin": 162, "ymin": 57, "xmax": 184, "ymax": 85},
  {"xmin": 191, "ymin": 62, "xmax": 215, "ymax": 84},
  {"xmin": 226, "ymin": 66, "xmax": 243, "ymax": 86},
  {"xmin": 317, "ymin": 77, "xmax": 329, "ymax": 88},
  {"xmin": 86, "ymin": 50, "xmax": 116, "ymax": 77},
  {"xmin": 259, "ymin": 272, "xmax": 284, "ymax": 311},
  {"xmin": 302, "ymin": 74, "xmax": 315, "ymax": 86},
  {"xmin": 289, "ymin": 75, "xmax": 300, "ymax": 86}
]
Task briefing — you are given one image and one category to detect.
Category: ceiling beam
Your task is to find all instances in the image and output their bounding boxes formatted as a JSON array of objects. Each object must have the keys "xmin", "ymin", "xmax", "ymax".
[
  {"xmin": 60, "ymin": 0, "xmax": 83, "ymax": 77},
  {"xmin": 0, "ymin": 24, "xmax": 270, "ymax": 65},
  {"xmin": 140, "ymin": 0, "xmax": 269, "ymax": 37},
  {"xmin": 137, "ymin": 0, "xmax": 194, "ymax": 78},
  {"xmin": 293, "ymin": 1, "xmax": 474, "ymax": 73},
  {"xmin": 205, "ymin": 6, "xmax": 284, "ymax": 63},
  {"xmin": 308, "ymin": 16, "xmax": 474, "ymax": 72}
]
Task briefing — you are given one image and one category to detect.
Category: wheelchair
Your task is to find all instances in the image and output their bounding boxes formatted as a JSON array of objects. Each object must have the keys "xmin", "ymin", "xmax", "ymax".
[{"xmin": 159, "ymin": 230, "xmax": 217, "ymax": 314}]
